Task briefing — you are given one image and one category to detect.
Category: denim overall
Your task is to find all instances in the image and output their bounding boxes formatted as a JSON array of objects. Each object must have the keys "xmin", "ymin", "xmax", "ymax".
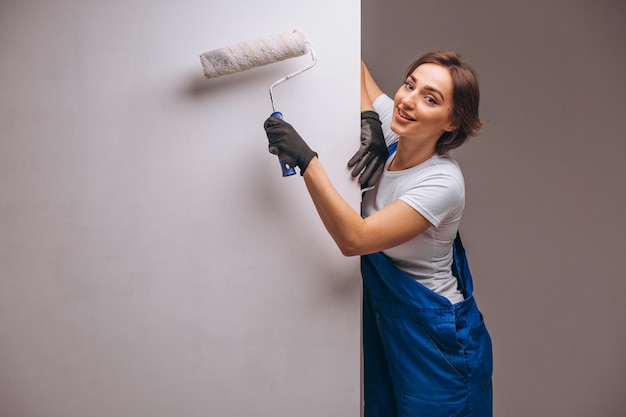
[{"xmin": 362, "ymin": 233, "xmax": 493, "ymax": 416}]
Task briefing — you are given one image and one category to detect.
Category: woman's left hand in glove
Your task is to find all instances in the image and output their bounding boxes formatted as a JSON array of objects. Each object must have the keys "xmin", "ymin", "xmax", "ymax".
[{"xmin": 348, "ymin": 111, "xmax": 388, "ymax": 188}]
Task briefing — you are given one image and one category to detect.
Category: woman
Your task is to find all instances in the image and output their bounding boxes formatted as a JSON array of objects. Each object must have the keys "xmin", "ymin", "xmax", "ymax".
[{"xmin": 264, "ymin": 51, "xmax": 493, "ymax": 417}]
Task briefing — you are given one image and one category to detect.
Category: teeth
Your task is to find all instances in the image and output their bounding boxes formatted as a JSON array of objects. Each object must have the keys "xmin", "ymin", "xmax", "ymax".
[{"xmin": 398, "ymin": 108, "xmax": 415, "ymax": 121}]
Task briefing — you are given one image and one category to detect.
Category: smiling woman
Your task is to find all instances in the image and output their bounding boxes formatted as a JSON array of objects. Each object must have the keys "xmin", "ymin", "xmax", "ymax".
[
  {"xmin": 401, "ymin": 51, "xmax": 483, "ymax": 154},
  {"xmin": 262, "ymin": 49, "xmax": 492, "ymax": 416},
  {"xmin": 357, "ymin": 51, "xmax": 491, "ymax": 416},
  {"xmin": 387, "ymin": 63, "xmax": 456, "ymax": 170}
]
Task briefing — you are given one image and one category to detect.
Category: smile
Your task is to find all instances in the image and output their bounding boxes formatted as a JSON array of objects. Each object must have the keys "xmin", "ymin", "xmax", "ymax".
[{"xmin": 397, "ymin": 107, "xmax": 416, "ymax": 122}]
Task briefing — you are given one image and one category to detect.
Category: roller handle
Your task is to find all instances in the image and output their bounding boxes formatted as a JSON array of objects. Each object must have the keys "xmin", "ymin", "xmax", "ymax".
[{"xmin": 271, "ymin": 111, "xmax": 297, "ymax": 177}]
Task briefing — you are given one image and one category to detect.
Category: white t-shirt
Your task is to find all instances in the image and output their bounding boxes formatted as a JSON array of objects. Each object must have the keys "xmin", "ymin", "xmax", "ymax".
[{"xmin": 361, "ymin": 94, "xmax": 465, "ymax": 304}]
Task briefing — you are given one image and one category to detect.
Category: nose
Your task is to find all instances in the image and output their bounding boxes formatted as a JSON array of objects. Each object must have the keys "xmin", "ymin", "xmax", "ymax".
[{"xmin": 400, "ymin": 91, "xmax": 417, "ymax": 109}]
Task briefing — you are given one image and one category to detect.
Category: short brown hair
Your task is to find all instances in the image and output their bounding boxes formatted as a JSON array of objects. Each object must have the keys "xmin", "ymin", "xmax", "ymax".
[{"xmin": 406, "ymin": 51, "xmax": 483, "ymax": 153}]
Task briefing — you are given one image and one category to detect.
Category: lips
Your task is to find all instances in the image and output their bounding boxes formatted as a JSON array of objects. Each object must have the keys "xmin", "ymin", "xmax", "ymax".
[{"xmin": 397, "ymin": 107, "xmax": 416, "ymax": 122}]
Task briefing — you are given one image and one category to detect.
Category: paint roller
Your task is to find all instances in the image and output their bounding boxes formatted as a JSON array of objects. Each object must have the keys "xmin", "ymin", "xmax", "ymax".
[{"xmin": 200, "ymin": 29, "xmax": 317, "ymax": 176}]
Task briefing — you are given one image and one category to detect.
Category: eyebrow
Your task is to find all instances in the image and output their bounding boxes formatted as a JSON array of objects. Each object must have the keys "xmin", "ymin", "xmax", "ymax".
[{"xmin": 409, "ymin": 75, "xmax": 446, "ymax": 101}]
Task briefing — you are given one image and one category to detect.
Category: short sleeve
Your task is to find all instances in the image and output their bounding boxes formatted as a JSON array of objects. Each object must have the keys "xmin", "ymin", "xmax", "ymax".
[
  {"xmin": 373, "ymin": 94, "xmax": 399, "ymax": 147},
  {"xmin": 399, "ymin": 173, "xmax": 464, "ymax": 228}
]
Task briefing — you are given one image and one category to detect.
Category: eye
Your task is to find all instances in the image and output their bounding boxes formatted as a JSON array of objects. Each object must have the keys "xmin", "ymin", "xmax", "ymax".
[
  {"xmin": 424, "ymin": 96, "xmax": 438, "ymax": 105},
  {"xmin": 404, "ymin": 81, "xmax": 414, "ymax": 91}
]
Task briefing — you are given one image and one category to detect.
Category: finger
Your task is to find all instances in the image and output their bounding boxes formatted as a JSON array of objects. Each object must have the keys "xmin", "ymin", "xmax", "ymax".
[
  {"xmin": 347, "ymin": 147, "xmax": 367, "ymax": 168},
  {"xmin": 358, "ymin": 156, "xmax": 381, "ymax": 185},
  {"xmin": 350, "ymin": 155, "xmax": 367, "ymax": 177},
  {"xmin": 351, "ymin": 153, "xmax": 374, "ymax": 178},
  {"xmin": 264, "ymin": 116, "xmax": 285, "ymax": 130},
  {"xmin": 264, "ymin": 118, "xmax": 277, "ymax": 130},
  {"xmin": 366, "ymin": 164, "xmax": 384, "ymax": 186},
  {"xmin": 268, "ymin": 145, "xmax": 280, "ymax": 155}
]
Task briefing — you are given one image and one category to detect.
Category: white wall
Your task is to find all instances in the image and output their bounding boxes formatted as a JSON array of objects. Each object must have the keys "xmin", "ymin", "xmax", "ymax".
[
  {"xmin": 362, "ymin": 0, "xmax": 626, "ymax": 415},
  {"xmin": 0, "ymin": 1, "xmax": 361, "ymax": 416}
]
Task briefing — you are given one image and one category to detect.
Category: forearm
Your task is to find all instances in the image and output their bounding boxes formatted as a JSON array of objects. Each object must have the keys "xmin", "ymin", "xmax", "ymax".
[
  {"xmin": 303, "ymin": 157, "xmax": 430, "ymax": 256},
  {"xmin": 302, "ymin": 157, "xmax": 366, "ymax": 256},
  {"xmin": 361, "ymin": 61, "xmax": 384, "ymax": 110},
  {"xmin": 361, "ymin": 62, "xmax": 375, "ymax": 111}
]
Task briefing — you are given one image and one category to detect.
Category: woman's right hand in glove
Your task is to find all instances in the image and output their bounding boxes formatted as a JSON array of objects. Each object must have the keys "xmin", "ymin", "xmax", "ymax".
[{"xmin": 264, "ymin": 116, "xmax": 318, "ymax": 176}]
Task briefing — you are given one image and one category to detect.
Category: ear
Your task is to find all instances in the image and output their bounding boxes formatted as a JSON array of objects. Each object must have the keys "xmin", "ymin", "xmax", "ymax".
[{"xmin": 445, "ymin": 117, "xmax": 458, "ymax": 132}]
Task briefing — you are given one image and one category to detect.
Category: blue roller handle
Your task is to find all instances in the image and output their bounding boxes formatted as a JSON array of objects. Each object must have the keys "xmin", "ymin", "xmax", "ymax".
[{"xmin": 271, "ymin": 111, "xmax": 297, "ymax": 177}]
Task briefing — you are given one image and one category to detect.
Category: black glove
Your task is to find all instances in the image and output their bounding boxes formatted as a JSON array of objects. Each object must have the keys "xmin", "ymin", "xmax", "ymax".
[
  {"xmin": 264, "ymin": 116, "xmax": 318, "ymax": 175},
  {"xmin": 348, "ymin": 111, "xmax": 388, "ymax": 187}
]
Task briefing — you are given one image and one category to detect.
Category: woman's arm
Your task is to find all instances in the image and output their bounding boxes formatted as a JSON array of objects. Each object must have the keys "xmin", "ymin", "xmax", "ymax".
[
  {"xmin": 361, "ymin": 61, "xmax": 385, "ymax": 111},
  {"xmin": 266, "ymin": 65, "xmax": 428, "ymax": 257},
  {"xmin": 349, "ymin": 62, "xmax": 390, "ymax": 188},
  {"xmin": 303, "ymin": 157, "xmax": 432, "ymax": 256}
]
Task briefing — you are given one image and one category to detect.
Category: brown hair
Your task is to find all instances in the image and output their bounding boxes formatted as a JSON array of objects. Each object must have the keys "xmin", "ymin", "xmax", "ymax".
[{"xmin": 405, "ymin": 51, "xmax": 483, "ymax": 153}]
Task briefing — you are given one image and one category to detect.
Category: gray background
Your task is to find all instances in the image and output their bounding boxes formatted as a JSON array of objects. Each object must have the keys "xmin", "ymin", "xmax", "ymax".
[
  {"xmin": 0, "ymin": 0, "xmax": 361, "ymax": 416},
  {"xmin": 362, "ymin": 0, "xmax": 626, "ymax": 415},
  {"xmin": 2, "ymin": 0, "xmax": 625, "ymax": 415}
]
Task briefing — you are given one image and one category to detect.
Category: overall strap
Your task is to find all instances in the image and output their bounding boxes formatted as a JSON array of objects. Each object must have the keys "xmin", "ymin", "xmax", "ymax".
[{"xmin": 452, "ymin": 232, "xmax": 472, "ymax": 299}]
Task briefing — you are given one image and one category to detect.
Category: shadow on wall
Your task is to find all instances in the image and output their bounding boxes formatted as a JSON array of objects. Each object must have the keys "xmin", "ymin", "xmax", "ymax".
[{"xmin": 182, "ymin": 58, "xmax": 305, "ymax": 100}]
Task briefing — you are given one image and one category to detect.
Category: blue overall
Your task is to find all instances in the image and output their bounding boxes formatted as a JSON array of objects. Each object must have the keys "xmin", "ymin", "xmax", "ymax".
[{"xmin": 361, "ymin": 233, "xmax": 493, "ymax": 417}]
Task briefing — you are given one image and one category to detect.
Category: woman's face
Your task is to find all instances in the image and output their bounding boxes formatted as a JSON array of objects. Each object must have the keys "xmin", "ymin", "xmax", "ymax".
[{"xmin": 391, "ymin": 63, "xmax": 455, "ymax": 142}]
